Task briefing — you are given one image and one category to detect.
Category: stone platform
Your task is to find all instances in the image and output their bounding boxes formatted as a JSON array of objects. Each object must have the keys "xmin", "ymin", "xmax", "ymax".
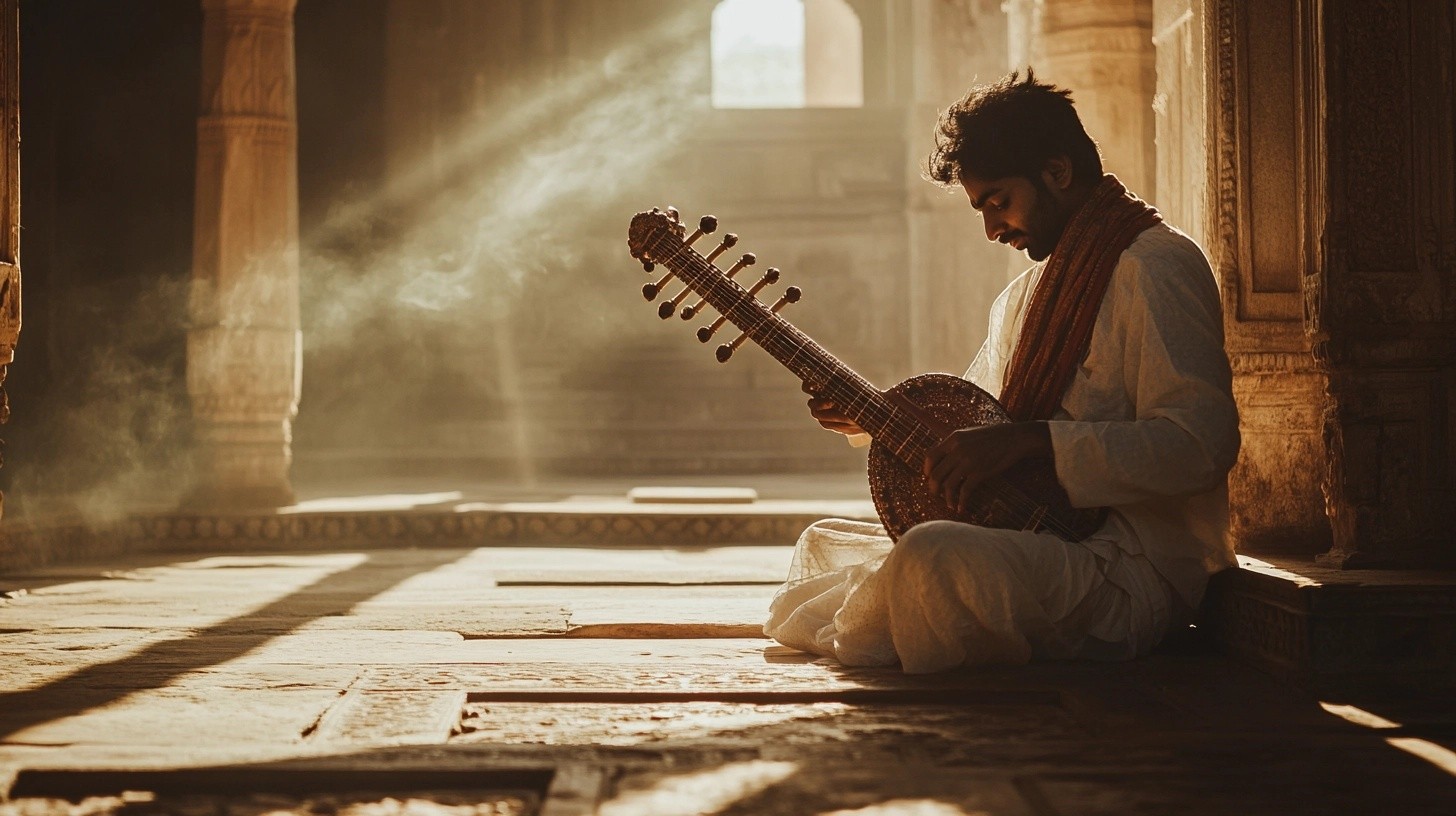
[
  {"xmin": 1205, "ymin": 555, "xmax": 1456, "ymax": 696},
  {"xmin": 0, "ymin": 474, "xmax": 879, "ymax": 573}
]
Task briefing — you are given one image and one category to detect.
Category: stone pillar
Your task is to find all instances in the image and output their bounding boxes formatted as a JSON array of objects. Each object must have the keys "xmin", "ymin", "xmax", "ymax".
[
  {"xmin": 904, "ymin": 0, "xmax": 1016, "ymax": 375},
  {"xmin": 1208, "ymin": 0, "xmax": 1330, "ymax": 553},
  {"xmin": 186, "ymin": 0, "xmax": 301, "ymax": 509},
  {"xmin": 1314, "ymin": 0, "xmax": 1456, "ymax": 567},
  {"xmin": 0, "ymin": 0, "xmax": 18, "ymax": 521},
  {"xmin": 1034, "ymin": 0, "xmax": 1157, "ymax": 204}
]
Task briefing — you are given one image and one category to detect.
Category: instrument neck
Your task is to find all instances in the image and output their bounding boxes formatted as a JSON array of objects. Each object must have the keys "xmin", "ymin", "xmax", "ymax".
[{"xmin": 660, "ymin": 235, "xmax": 936, "ymax": 463}]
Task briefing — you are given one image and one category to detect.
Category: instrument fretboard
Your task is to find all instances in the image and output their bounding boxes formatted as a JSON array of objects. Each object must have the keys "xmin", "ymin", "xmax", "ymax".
[{"xmin": 648, "ymin": 231, "xmax": 940, "ymax": 465}]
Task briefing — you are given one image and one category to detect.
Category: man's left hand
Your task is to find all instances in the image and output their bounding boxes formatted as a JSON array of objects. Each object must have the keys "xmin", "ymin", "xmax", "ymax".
[{"xmin": 924, "ymin": 422, "xmax": 1053, "ymax": 512}]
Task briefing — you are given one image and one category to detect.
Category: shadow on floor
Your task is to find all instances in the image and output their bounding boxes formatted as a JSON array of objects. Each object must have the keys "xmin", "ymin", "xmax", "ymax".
[{"xmin": 0, "ymin": 549, "xmax": 472, "ymax": 742}]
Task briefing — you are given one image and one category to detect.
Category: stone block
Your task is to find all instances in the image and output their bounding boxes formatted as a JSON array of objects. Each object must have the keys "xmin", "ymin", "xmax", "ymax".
[{"xmin": 1203, "ymin": 555, "xmax": 1456, "ymax": 694}]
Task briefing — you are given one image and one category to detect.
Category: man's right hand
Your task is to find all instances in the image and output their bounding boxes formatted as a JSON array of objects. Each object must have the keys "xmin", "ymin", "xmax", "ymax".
[{"xmin": 803, "ymin": 381, "xmax": 865, "ymax": 436}]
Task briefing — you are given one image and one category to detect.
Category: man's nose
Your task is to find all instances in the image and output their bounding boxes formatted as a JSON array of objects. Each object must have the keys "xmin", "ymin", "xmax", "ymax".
[{"xmin": 984, "ymin": 215, "xmax": 1006, "ymax": 243}]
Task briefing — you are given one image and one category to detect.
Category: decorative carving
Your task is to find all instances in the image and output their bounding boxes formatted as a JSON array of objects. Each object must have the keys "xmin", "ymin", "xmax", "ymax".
[
  {"xmin": 119, "ymin": 505, "xmax": 872, "ymax": 550},
  {"xmin": 1227, "ymin": 351, "xmax": 1322, "ymax": 376}
]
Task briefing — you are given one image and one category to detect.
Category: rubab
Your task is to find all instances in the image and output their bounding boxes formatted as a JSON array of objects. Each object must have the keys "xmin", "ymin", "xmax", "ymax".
[{"xmin": 627, "ymin": 207, "xmax": 1106, "ymax": 542}]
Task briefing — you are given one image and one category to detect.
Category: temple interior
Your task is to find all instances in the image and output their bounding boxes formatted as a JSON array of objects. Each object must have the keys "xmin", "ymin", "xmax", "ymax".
[{"xmin": 1, "ymin": 1, "xmax": 1454, "ymax": 813}]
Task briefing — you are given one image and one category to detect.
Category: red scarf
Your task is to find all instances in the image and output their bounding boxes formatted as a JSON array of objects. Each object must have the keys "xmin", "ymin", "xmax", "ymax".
[{"xmin": 999, "ymin": 174, "xmax": 1162, "ymax": 422}]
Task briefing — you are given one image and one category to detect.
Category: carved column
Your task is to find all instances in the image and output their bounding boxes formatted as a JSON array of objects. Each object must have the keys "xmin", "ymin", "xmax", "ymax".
[
  {"xmin": 904, "ymin": 0, "xmax": 1015, "ymax": 375},
  {"xmin": 1209, "ymin": 0, "xmax": 1330, "ymax": 553},
  {"xmin": 0, "ymin": 0, "xmax": 17, "ymax": 521},
  {"xmin": 187, "ymin": 0, "xmax": 301, "ymax": 509},
  {"xmin": 1315, "ymin": 0, "xmax": 1456, "ymax": 567},
  {"xmin": 1034, "ymin": 0, "xmax": 1157, "ymax": 204}
]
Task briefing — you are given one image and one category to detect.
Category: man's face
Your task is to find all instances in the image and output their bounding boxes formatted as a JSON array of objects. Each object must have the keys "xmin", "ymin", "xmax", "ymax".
[{"xmin": 960, "ymin": 172, "xmax": 1069, "ymax": 262}]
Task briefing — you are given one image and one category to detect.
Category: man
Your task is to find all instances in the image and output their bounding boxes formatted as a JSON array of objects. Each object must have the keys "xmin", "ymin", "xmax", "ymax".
[{"xmin": 764, "ymin": 70, "xmax": 1240, "ymax": 673}]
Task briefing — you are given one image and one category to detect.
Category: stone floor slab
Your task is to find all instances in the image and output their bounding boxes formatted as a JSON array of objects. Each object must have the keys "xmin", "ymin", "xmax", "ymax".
[
  {"xmin": 311, "ymin": 690, "xmax": 467, "ymax": 746},
  {"xmin": 361, "ymin": 661, "xmax": 1065, "ymax": 703},
  {"xmin": 597, "ymin": 761, "xmax": 1037, "ymax": 816},
  {"xmin": 1, "ymin": 689, "xmax": 343, "ymax": 747}
]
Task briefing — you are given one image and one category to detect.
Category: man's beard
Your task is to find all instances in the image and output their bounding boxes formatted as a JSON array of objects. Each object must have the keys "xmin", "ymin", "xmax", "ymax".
[{"xmin": 1024, "ymin": 177, "xmax": 1070, "ymax": 262}]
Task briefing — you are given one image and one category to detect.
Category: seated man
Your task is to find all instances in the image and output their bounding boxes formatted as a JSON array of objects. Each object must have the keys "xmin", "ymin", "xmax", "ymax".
[{"xmin": 765, "ymin": 70, "xmax": 1240, "ymax": 673}]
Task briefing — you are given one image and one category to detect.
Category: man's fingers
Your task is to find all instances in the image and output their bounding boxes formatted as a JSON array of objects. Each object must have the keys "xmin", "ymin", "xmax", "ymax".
[
  {"xmin": 941, "ymin": 461, "xmax": 975, "ymax": 507},
  {"xmin": 928, "ymin": 443, "xmax": 963, "ymax": 486},
  {"xmin": 957, "ymin": 473, "xmax": 986, "ymax": 512}
]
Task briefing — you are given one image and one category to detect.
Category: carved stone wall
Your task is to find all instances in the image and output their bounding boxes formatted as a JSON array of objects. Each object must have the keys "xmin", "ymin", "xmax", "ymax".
[
  {"xmin": 1211, "ymin": 0, "xmax": 1456, "ymax": 567},
  {"xmin": 1315, "ymin": 0, "xmax": 1456, "ymax": 567},
  {"xmin": 187, "ymin": 0, "xmax": 301, "ymax": 507},
  {"xmin": 1208, "ymin": 0, "xmax": 1330, "ymax": 553}
]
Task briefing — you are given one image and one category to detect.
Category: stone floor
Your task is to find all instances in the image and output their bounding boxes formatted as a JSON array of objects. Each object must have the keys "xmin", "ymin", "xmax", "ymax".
[{"xmin": 3, "ymin": 542, "xmax": 1455, "ymax": 814}]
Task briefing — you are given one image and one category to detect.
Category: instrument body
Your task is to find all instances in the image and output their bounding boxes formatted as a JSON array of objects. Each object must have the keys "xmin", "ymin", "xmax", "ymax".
[
  {"xmin": 871, "ymin": 373, "xmax": 1106, "ymax": 541},
  {"xmin": 627, "ymin": 208, "xmax": 1107, "ymax": 543}
]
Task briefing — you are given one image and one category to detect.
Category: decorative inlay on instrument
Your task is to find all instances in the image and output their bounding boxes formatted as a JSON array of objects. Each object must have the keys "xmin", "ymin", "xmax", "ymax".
[{"xmin": 627, "ymin": 207, "xmax": 1107, "ymax": 542}]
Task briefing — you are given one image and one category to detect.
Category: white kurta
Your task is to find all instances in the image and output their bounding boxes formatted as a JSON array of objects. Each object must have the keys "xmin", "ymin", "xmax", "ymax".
[{"xmin": 765, "ymin": 223, "xmax": 1240, "ymax": 673}]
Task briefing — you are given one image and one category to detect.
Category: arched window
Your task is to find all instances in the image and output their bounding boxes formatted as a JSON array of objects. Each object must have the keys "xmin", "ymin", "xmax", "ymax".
[{"xmin": 711, "ymin": 0, "xmax": 863, "ymax": 109}]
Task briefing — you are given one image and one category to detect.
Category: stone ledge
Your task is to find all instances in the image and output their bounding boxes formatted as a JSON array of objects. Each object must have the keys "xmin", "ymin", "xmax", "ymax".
[
  {"xmin": 0, "ymin": 501, "xmax": 878, "ymax": 574},
  {"xmin": 1203, "ymin": 555, "xmax": 1456, "ymax": 695}
]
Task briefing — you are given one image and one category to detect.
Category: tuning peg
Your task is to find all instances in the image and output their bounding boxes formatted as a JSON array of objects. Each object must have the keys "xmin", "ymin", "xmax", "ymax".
[
  {"xmin": 771, "ymin": 286, "xmax": 803, "ymax": 313},
  {"xmin": 642, "ymin": 260, "xmax": 655, "ymax": 273},
  {"xmin": 643, "ymin": 266, "xmax": 675, "ymax": 300},
  {"xmin": 745, "ymin": 267, "xmax": 781, "ymax": 299},
  {"xmin": 659, "ymin": 282, "xmax": 698, "ymax": 319},
  {"xmin": 666, "ymin": 206, "xmax": 681, "ymax": 223},
  {"xmin": 703, "ymin": 233, "xmax": 738, "ymax": 265},
  {"xmin": 682, "ymin": 215, "xmax": 718, "ymax": 249},
  {"xmin": 682, "ymin": 253, "xmax": 755, "ymax": 320}
]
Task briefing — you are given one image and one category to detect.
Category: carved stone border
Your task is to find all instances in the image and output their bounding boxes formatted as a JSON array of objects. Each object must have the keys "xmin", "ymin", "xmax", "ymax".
[
  {"xmin": 1, "ymin": 506, "xmax": 877, "ymax": 573},
  {"xmin": 122, "ymin": 508, "xmax": 868, "ymax": 550}
]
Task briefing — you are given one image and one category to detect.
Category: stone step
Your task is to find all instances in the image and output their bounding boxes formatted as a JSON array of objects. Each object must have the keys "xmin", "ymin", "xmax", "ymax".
[{"xmin": 1203, "ymin": 555, "xmax": 1456, "ymax": 695}]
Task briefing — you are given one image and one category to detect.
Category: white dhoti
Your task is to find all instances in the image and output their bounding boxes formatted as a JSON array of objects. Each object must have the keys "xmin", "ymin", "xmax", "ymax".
[{"xmin": 765, "ymin": 518, "xmax": 1181, "ymax": 673}]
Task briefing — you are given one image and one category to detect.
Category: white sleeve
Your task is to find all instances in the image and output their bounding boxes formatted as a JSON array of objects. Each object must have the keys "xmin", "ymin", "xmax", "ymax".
[{"xmin": 1046, "ymin": 251, "xmax": 1241, "ymax": 508}]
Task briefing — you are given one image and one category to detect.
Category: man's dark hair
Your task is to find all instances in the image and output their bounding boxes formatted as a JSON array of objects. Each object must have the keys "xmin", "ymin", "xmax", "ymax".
[{"xmin": 926, "ymin": 69, "xmax": 1102, "ymax": 188}]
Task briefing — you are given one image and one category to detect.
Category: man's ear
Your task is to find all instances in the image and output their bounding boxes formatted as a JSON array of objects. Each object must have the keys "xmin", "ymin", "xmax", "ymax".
[{"xmin": 1042, "ymin": 155, "xmax": 1075, "ymax": 192}]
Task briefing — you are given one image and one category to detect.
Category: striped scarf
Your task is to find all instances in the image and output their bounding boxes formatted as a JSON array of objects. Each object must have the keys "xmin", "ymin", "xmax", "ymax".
[{"xmin": 999, "ymin": 174, "xmax": 1162, "ymax": 422}]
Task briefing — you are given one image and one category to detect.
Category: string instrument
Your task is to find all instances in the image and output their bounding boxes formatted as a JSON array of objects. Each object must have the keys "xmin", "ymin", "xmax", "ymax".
[{"xmin": 627, "ymin": 207, "xmax": 1107, "ymax": 543}]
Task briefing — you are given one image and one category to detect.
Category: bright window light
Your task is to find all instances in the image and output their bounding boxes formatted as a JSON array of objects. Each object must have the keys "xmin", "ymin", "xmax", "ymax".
[{"xmin": 712, "ymin": 0, "xmax": 807, "ymax": 108}]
